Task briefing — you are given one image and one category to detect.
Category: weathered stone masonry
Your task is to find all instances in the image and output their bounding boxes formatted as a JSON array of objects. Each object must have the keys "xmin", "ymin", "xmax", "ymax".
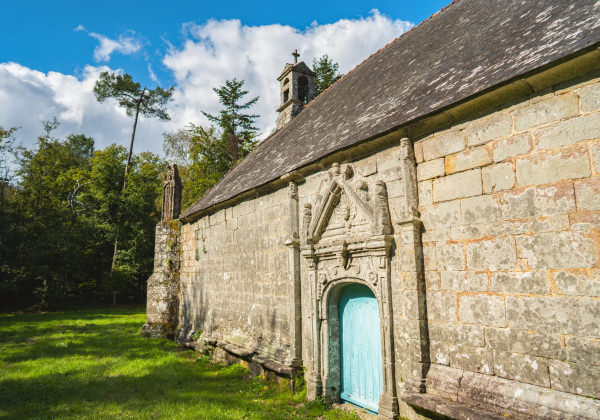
[{"xmin": 143, "ymin": 1, "xmax": 600, "ymax": 418}]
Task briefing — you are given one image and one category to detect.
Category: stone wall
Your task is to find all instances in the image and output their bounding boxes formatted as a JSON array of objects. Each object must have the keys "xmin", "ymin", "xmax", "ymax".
[
  {"xmin": 141, "ymin": 220, "xmax": 181, "ymax": 338},
  {"xmin": 172, "ymin": 66, "xmax": 600, "ymax": 418},
  {"xmin": 413, "ymin": 71, "xmax": 600, "ymax": 417},
  {"xmin": 179, "ymin": 187, "xmax": 297, "ymax": 366}
]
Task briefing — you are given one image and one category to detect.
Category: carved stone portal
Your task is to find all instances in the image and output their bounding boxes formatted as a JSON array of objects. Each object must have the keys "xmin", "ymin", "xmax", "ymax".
[{"xmin": 300, "ymin": 162, "xmax": 399, "ymax": 418}]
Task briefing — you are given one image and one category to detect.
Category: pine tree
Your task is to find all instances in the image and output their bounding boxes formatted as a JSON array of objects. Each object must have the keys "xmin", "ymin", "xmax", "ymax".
[
  {"xmin": 202, "ymin": 78, "xmax": 259, "ymax": 164},
  {"xmin": 312, "ymin": 55, "xmax": 342, "ymax": 96}
]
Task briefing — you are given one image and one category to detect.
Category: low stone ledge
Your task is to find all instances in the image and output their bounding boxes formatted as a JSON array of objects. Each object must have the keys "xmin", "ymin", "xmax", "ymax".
[
  {"xmin": 251, "ymin": 355, "xmax": 296, "ymax": 377},
  {"xmin": 217, "ymin": 340, "xmax": 254, "ymax": 358},
  {"xmin": 401, "ymin": 392, "xmax": 506, "ymax": 420}
]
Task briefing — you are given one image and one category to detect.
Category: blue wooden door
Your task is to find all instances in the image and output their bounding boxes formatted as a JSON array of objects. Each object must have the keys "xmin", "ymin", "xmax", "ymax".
[{"xmin": 339, "ymin": 283, "xmax": 382, "ymax": 413}]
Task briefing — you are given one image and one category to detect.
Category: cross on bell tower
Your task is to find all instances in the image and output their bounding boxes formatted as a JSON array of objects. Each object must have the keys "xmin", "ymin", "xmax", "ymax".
[{"xmin": 275, "ymin": 50, "xmax": 316, "ymax": 129}]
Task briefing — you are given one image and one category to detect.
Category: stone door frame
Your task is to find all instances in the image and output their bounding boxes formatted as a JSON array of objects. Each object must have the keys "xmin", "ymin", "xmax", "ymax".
[{"xmin": 300, "ymin": 162, "xmax": 399, "ymax": 418}]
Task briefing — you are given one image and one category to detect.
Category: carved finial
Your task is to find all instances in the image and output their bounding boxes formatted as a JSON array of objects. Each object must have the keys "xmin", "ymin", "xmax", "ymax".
[
  {"xmin": 374, "ymin": 180, "xmax": 393, "ymax": 235},
  {"xmin": 330, "ymin": 162, "xmax": 340, "ymax": 176},
  {"xmin": 292, "ymin": 49, "xmax": 300, "ymax": 64},
  {"xmin": 303, "ymin": 203, "xmax": 312, "ymax": 245},
  {"xmin": 398, "ymin": 137, "xmax": 414, "ymax": 161},
  {"xmin": 162, "ymin": 163, "xmax": 182, "ymax": 221},
  {"xmin": 288, "ymin": 182, "xmax": 298, "ymax": 199}
]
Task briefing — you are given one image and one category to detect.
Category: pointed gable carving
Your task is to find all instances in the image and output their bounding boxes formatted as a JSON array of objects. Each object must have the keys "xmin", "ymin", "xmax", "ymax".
[{"xmin": 305, "ymin": 163, "xmax": 392, "ymax": 245}]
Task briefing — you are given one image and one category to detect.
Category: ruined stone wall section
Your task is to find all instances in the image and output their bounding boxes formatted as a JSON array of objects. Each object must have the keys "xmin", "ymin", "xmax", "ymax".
[
  {"xmin": 179, "ymin": 187, "xmax": 292, "ymax": 363},
  {"xmin": 414, "ymin": 71, "xmax": 600, "ymax": 416}
]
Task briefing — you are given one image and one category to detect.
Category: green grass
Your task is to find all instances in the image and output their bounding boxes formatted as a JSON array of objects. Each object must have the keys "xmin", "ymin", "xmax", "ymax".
[{"xmin": 0, "ymin": 307, "xmax": 358, "ymax": 420}]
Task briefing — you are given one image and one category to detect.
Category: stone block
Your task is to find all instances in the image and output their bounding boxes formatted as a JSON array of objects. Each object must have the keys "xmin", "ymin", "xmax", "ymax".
[
  {"xmin": 465, "ymin": 113, "xmax": 512, "ymax": 147},
  {"xmin": 441, "ymin": 271, "xmax": 488, "ymax": 292},
  {"xmin": 427, "ymin": 291, "xmax": 457, "ymax": 322},
  {"xmin": 430, "ymin": 340, "xmax": 450, "ymax": 365},
  {"xmin": 515, "ymin": 145, "xmax": 591, "ymax": 187},
  {"xmin": 428, "ymin": 322, "xmax": 485, "ymax": 347},
  {"xmin": 414, "ymin": 140, "xmax": 424, "ymax": 163},
  {"xmin": 493, "ymin": 133, "xmax": 532, "ymax": 162},
  {"xmin": 450, "ymin": 224, "xmax": 485, "ymax": 241},
  {"xmin": 448, "ymin": 342, "xmax": 494, "ymax": 375},
  {"xmin": 425, "ymin": 271, "xmax": 441, "ymax": 290},
  {"xmin": 420, "ymin": 200, "xmax": 461, "ymax": 230},
  {"xmin": 490, "ymin": 271, "xmax": 548, "ymax": 294},
  {"xmin": 591, "ymin": 141, "xmax": 600, "ymax": 175},
  {"xmin": 579, "ymin": 82, "xmax": 600, "ymax": 112},
  {"xmin": 569, "ymin": 211, "xmax": 600, "ymax": 231},
  {"xmin": 486, "ymin": 220, "xmax": 530, "ymax": 237},
  {"xmin": 493, "ymin": 351, "xmax": 550, "ymax": 388},
  {"xmin": 435, "ymin": 242, "xmax": 465, "ymax": 271},
  {"xmin": 513, "ymin": 92, "xmax": 579, "ymax": 132},
  {"xmin": 486, "ymin": 328, "xmax": 565, "ymax": 360},
  {"xmin": 536, "ymin": 112, "xmax": 600, "ymax": 150},
  {"xmin": 460, "ymin": 194, "xmax": 502, "ymax": 224},
  {"xmin": 550, "ymin": 269, "xmax": 600, "ymax": 297},
  {"xmin": 466, "ymin": 237, "xmax": 516, "ymax": 271},
  {"xmin": 422, "ymin": 130, "xmax": 466, "ymax": 161},
  {"xmin": 459, "ymin": 295, "xmax": 506, "ymax": 327},
  {"xmin": 445, "ymin": 145, "xmax": 492, "ymax": 175},
  {"xmin": 530, "ymin": 215, "xmax": 569, "ymax": 233},
  {"xmin": 506, "ymin": 296, "xmax": 600, "ymax": 336},
  {"xmin": 516, "ymin": 231, "xmax": 598, "ymax": 269},
  {"xmin": 574, "ymin": 176, "xmax": 600, "ymax": 211},
  {"xmin": 501, "ymin": 182, "xmax": 576, "ymax": 219},
  {"xmin": 417, "ymin": 180, "xmax": 432, "ymax": 206},
  {"xmin": 482, "ymin": 162, "xmax": 515, "ymax": 194},
  {"xmin": 423, "ymin": 243, "xmax": 437, "ymax": 271},
  {"xmin": 432, "ymin": 169, "xmax": 482, "ymax": 202},
  {"xmin": 417, "ymin": 158, "xmax": 445, "ymax": 181},
  {"xmin": 566, "ymin": 337, "xmax": 600, "ymax": 366},
  {"xmin": 549, "ymin": 360, "xmax": 600, "ymax": 398}
]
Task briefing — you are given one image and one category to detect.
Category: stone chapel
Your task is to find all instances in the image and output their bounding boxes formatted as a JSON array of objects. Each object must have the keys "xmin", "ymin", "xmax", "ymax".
[{"xmin": 143, "ymin": 0, "xmax": 600, "ymax": 418}]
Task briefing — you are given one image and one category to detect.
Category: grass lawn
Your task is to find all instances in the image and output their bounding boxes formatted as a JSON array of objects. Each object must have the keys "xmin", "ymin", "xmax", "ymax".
[{"xmin": 0, "ymin": 307, "xmax": 358, "ymax": 420}]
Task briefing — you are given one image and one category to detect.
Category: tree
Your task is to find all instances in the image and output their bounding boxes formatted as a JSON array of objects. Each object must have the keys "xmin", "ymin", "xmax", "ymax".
[
  {"xmin": 94, "ymin": 71, "xmax": 173, "ymax": 270},
  {"xmin": 163, "ymin": 125, "xmax": 229, "ymax": 208},
  {"xmin": 0, "ymin": 126, "xmax": 17, "ymax": 215},
  {"xmin": 312, "ymin": 54, "xmax": 342, "ymax": 96},
  {"xmin": 202, "ymin": 78, "xmax": 259, "ymax": 163}
]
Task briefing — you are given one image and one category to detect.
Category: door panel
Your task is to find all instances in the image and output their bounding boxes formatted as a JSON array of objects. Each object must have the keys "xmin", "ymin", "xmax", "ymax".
[{"xmin": 339, "ymin": 283, "xmax": 382, "ymax": 413}]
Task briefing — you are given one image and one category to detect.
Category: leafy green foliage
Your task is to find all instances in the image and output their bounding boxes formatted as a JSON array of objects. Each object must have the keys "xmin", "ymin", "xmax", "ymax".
[
  {"xmin": 0, "ymin": 122, "xmax": 164, "ymax": 310},
  {"xmin": 202, "ymin": 78, "xmax": 259, "ymax": 162},
  {"xmin": 0, "ymin": 308, "xmax": 359, "ymax": 419},
  {"xmin": 94, "ymin": 72, "xmax": 174, "ymax": 121},
  {"xmin": 312, "ymin": 55, "xmax": 342, "ymax": 96},
  {"xmin": 94, "ymin": 72, "xmax": 173, "ymax": 272},
  {"xmin": 164, "ymin": 78, "xmax": 260, "ymax": 209}
]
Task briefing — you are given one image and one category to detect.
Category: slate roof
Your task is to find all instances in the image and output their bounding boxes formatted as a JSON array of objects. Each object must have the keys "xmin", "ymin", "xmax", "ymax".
[{"xmin": 182, "ymin": 0, "xmax": 600, "ymax": 219}]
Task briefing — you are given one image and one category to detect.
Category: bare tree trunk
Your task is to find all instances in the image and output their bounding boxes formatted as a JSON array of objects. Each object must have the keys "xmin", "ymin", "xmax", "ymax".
[
  {"xmin": 228, "ymin": 132, "xmax": 240, "ymax": 164},
  {"xmin": 111, "ymin": 88, "xmax": 145, "ymax": 273}
]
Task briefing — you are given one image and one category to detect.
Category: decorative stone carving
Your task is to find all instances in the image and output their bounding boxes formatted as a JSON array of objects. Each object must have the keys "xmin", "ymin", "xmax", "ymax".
[
  {"xmin": 301, "ymin": 162, "xmax": 398, "ymax": 418},
  {"xmin": 397, "ymin": 137, "xmax": 420, "ymax": 223},
  {"xmin": 162, "ymin": 163, "xmax": 183, "ymax": 221}
]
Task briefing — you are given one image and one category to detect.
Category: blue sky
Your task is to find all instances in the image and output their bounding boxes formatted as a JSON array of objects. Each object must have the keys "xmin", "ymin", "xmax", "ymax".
[{"xmin": 0, "ymin": 0, "xmax": 449, "ymax": 154}]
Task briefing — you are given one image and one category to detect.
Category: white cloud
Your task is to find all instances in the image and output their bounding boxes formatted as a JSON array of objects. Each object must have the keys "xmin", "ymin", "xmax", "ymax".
[
  {"xmin": 76, "ymin": 25, "xmax": 143, "ymax": 62},
  {"xmin": 0, "ymin": 11, "xmax": 412, "ymax": 156},
  {"xmin": 164, "ymin": 10, "xmax": 413, "ymax": 136},
  {"xmin": 0, "ymin": 63, "xmax": 163, "ymax": 153}
]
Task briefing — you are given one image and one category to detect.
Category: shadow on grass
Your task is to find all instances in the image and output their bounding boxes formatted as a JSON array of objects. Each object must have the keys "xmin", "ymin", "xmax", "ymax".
[{"xmin": 0, "ymin": 308, "xmax": 344, "ymax": 420}]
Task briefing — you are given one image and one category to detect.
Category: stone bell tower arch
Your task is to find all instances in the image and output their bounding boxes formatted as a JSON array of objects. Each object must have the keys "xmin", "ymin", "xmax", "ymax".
[{"xmin": 276, "ymin": 50, "xmax": 316, "ymax": 129}]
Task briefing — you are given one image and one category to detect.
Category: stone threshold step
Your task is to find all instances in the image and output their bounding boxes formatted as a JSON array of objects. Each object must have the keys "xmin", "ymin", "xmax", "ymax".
[{"xmin": 402, "ymin": 392, "xmax": 508, "ymax": 420}]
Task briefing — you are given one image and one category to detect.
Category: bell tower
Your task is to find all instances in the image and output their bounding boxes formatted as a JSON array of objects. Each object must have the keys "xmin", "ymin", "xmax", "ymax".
[{"xmin": 276, "ymin": 49, "xmax": 315, "ymax": 129}]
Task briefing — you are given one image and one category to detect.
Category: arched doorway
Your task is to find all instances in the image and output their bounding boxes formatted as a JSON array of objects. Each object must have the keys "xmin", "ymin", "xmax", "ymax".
[{"xmin": 339, "ymin": 283, "xmax": 382, "ymax": 413}]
